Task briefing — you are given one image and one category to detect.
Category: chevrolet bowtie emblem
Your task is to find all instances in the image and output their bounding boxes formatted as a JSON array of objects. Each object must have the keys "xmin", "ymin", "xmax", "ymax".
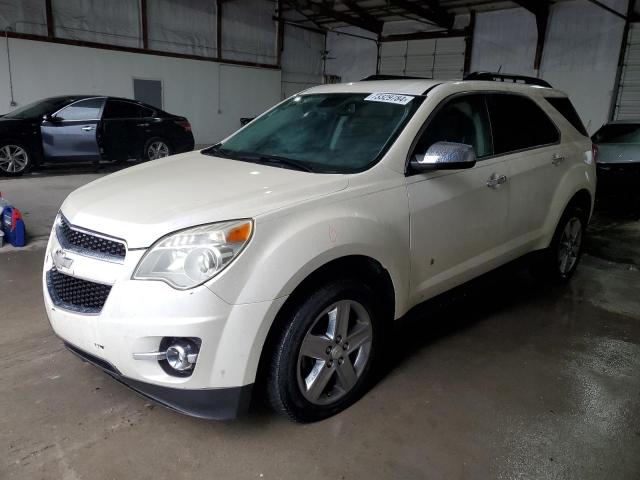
[{"xmin": 53, "ymin": 249, "xmax": 73, "ymax": 270}]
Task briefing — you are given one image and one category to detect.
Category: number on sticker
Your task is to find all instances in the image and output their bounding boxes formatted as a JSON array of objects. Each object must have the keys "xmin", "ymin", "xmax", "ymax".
[{"xmin": 364, "ymin": 93, "xmax": 414, "ymax": 105}]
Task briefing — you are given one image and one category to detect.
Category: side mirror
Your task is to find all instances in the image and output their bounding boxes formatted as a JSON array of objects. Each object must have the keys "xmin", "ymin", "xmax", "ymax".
[
  {"xmin": 410, "ymin": 141, "xmax": 477, "ymax": 172},
  {"xmin": 42, "ymin": 113, "xmax": 55, "ymax": 123}
]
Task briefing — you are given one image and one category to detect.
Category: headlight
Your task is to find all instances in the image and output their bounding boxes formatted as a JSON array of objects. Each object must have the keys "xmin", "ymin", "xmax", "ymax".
[{"xmin": 133, "ymin": 219, "xmax": 253, "ymax": 289}]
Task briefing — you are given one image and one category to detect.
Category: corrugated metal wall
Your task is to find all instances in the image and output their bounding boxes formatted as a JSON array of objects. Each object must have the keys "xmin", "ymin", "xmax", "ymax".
[{"xmin": 613, "ymin": 23, "xmax": 640, "ymax": 120}]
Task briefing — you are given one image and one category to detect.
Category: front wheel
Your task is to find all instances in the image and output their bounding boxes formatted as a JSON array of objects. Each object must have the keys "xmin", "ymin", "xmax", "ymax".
[
  {"xmin": 0, "ymin": 143, "xmax": 31, "ymax": 176},
  {"xmin": 531, "ymin": 204, "xmax": 587, "ymax": 283},
  {"xmin": 267, "ymin": 279, "xmax": 382, "ymax": 423}
]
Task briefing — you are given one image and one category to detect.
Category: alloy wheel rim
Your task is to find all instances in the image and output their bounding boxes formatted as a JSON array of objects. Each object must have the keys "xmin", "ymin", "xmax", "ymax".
[
  {"xmin": 296, "ymin": 299, "xmax": 373, "ymax": 405},
  {"xmin": 558, "ymin": 216, "xmax": 582, "ymax": 275},
  {"xmin": 147, "ymin": 141, "xmax": 169, "ymax": 160},
  {"xmin": 0, "ymin": 145, "xmax": 28, "ymax": 173}
]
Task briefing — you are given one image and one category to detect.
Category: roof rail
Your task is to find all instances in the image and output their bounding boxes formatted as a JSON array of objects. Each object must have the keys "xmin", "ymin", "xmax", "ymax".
[
  {"xmin": 464, "ymin": 71, "xmax": 552, "ymax": 88},
  {"xmin": 361, "ymin": 74, "xmax": 429, "ymax": 81}
]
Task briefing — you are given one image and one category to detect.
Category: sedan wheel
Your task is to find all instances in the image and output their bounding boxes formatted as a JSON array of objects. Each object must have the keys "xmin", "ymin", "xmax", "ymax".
[
  {"xmin": 0, "ymin": 145, "xmax": 29, "ymax": 175},
  {"xmin": 147, "ymin": 141, "xmax": 170, "ymax": 160},
  {"xmin": 297, "ymin": 300, "xmax": 373, "ymax": 405}
]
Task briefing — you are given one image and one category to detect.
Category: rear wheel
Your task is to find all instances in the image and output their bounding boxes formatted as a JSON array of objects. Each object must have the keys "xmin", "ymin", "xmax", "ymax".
[
  {"xmin": 0, "ymin": 143, "xmax": 31, "ymax": 176},
  {"xmin": 144, "ymin": 138, "xmax": 170, "ymax": 161},
  {"xmin": 531, "ymin": 204, "xmax": 587, "ymax": 283},
  {"xmin": 267, "ymin": 279, "xmax": 382, "ymax": 423}
]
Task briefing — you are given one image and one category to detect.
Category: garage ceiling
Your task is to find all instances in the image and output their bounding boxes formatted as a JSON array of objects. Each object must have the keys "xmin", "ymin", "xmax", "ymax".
[{"xmin": 282, "ymin": 0, "xmax": 559, "ymax": 34}]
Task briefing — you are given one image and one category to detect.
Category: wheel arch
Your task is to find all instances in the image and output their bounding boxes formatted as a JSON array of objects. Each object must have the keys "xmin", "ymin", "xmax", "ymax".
[{"xmin": 253, "ymin": 254, "xmax": 395, "ymax": 392}]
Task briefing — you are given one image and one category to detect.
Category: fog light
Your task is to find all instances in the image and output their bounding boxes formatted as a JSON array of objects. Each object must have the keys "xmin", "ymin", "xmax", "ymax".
[{"xmin": 166, "ymin": 340, "xmax": 198, "ymax": 371}]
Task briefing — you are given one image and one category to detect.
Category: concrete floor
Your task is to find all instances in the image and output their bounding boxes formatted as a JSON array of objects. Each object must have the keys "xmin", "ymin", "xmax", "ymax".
[{"xmin": 1, "ymin": 169, "xmax": 639, "ymax": 479}]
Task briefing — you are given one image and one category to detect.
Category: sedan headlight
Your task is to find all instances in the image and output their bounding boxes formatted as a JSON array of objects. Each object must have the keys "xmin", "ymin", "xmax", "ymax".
[{"xmin": 133, "ymin": 220, "xmax": 253, "ymax": 289}]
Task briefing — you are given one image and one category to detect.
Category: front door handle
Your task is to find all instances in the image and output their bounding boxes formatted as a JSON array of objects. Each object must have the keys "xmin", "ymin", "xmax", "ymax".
[
  {"xmin": 136, "ymin": 123, "xmax": 149, "ymax": 127},
  {"xmin": 81, "ymin": 126, "xmax": 94, "ymax": 132},
  {"xmin": 487, "ymin": 173, "xmax": 507, "ymax": 189},
  {"xmin": 552, "ymin": 154, "xmax": 565, "ymax": 166}
]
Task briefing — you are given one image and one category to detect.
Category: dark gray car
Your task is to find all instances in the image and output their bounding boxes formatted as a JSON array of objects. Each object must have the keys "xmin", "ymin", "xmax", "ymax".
[{"xmin": 593, "ymin": 121, "xmax": 640, "ymax": 193}]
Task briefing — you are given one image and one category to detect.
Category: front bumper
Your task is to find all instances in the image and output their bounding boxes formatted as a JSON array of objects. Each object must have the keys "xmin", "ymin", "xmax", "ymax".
[
  {"xmin": 64, "ymin": 341, "xmax": 252, "ymax": 419},
  {"xmin": 43, "ymin": 226, "xmax": 287, "ymax": 418}
]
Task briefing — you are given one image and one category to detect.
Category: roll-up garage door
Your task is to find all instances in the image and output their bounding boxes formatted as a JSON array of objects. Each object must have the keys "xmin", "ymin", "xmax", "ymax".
[
  {"xmin": 378, "ymin": 36, "xmax": 466, "ymax": 80},
  {"xmin": 613, "ymin": 23, "xmax": 640, "ymax": 120}
]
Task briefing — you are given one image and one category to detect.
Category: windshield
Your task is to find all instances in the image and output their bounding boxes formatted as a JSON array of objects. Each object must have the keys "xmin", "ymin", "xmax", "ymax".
[
  {"xmin": 205, "ymin": 93, "xmax": 423, "ymax": 173},
  {"xmin": 593, "ymin": 123, "xmax": 640, "ymax": 144},
  {"xmin": 3, "ymin": 97, "xmax": 72, "ymax": 119}
]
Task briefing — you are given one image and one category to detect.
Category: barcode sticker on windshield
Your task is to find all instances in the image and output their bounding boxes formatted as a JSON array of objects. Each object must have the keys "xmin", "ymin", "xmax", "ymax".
[{"xmin": 364, "ymin": 93, "xmax": 414, "ymax": 105}]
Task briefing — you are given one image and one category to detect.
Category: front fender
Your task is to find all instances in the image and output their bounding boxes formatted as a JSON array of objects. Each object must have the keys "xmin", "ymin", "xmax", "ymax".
[{"xmin": 207, "ymin": 185, "xmax": 411, "ymax": 319}]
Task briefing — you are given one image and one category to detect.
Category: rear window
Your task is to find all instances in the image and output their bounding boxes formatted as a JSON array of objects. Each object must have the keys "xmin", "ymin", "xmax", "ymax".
[
  {"xmin": 487, "ymin": 94, "xmax": 560, "ymax": 155},
  {"xmin": 592, "ymin": 123, "xmax": 640, "ymax": 144},
  {"xmin": 545, "ymin": 97, "xmax": 588, "ymax": 136}
]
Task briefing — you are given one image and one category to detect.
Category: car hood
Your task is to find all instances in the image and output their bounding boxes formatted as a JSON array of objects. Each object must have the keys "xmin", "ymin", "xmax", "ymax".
[
  {"xmin": 61, "ymin": 152, "xmax": 348, "ymax": 248},
  {"xmin": 596, "ymin": 143, "xmax": 640, "ymax": 164}
]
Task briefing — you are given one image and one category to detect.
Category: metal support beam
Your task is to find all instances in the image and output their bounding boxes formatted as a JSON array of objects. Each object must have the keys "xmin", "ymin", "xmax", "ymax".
[
  {"xmin": 217, "ymin": 0, "xmax": 222, "ymax": 59},
  {"xmin": 380, "ymin": 29, "xmax": 466, "ymax": 43},
  {"xmin": 45, "ymin": 0, "xmax": 54, "ymax": 37},
  {"xmin": 513, "ymin": 1, "xmax": 549, "ymax": 70},
  {"xmin": 609, "ymin": 0, "xmax": 636, "ymax": 120},
  {"xmin": 585, "ymin": 0, "xmax": 627, "ymax": 20},
  {"xmin": 140, "ymin": 0, "xmax": 148, "ymax": 49},
  {"xmin": 389, "ymin": 0, "xmax": 454, "ymax": 30},
  {"xmin": 463, "ymin": 11, "xmax": 475, "ymax": 76},
  {"xmin": 276, "ymin": 0, "xmax": 284, "ymax": 67}
]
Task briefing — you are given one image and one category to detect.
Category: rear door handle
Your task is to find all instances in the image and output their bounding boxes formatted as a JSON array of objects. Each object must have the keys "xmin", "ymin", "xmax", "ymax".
[
  {"xmin": 136, "ymin": 123, "xmax": 149, "ymax": 127},
  {"xmin": 487, "ymin": 174, "xmax": 507, "ymax": 189},
  {"xmin": 81, "ymin": 126, "xmax": 94, "ymax": 131},
  {"xmin": 552, "ymin": 154, "xmax": 565, "ymax": 166}
]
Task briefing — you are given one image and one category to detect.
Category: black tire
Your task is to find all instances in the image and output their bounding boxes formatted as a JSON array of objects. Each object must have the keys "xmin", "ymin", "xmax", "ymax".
[
  {"xmin": 142, "ymin": 138, "xmax": 171, "ymax": 162},
  {"xmin": 267, "ymin": 279, "xmax": 383, "ymax": 423},
  {"xmin": 0, "ymin": 142, "xmax": 32, "ymax": 176},
  {"xmin": 530, "ymin": 204, "xmax": 587, "ymax": 283}
]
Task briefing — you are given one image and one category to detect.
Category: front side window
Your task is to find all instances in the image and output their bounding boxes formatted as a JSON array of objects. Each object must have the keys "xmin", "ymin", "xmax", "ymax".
[
  {"xmin": 206, "ymin": 93, "xmax": 423, "ymax": 173},
  {"xmin": 55, "ymin": 98, "xmax": 104, "ymax": 121},
  {"xmin": 414, "ymin": 94, "xmax": 493, "ymax": 159},
  {"xmin": 592, "ymin": 123, "xmax": 640, "ymax": 144},
  {"xmin": 488, "ymin": 94, "xmax": 559, "ymax": 154}
]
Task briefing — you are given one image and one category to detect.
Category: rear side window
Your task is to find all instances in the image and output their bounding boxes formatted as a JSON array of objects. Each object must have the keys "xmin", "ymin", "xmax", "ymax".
[
  {"xmin": 56, "ymin": 98, "xmax": 104, "ymax": 121},
  {"xmin": 487, "ymin": 94, "xmax": 559, "ymax": 155},
  {"xmin": 103, "ymin": 100, "xmax": 142, "ymax": 119},
  {"xmin": 545, "ymin": 97, "xmax": 588, "ymax": 136}
]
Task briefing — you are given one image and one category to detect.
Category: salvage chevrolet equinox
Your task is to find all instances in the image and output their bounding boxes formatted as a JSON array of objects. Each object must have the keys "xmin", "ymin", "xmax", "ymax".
[{"xmin": 44, "ymin": 74, "xmax": 596, "ymax": 422}]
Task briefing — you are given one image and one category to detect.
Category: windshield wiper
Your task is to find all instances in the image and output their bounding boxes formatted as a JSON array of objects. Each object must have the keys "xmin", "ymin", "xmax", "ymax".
[
  {"xmin": 202, "ymin": 145, "xmax": 314, "ymax": 172},
  {"xmin": 255, "ymin": 154, "xmax": 314, "ymax": 172}
]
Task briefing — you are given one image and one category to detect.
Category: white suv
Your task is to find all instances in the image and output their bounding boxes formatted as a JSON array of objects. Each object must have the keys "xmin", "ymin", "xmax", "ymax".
[{"xmin": 43, "ymin": 75, "xmax": 596, "ymax": 422}]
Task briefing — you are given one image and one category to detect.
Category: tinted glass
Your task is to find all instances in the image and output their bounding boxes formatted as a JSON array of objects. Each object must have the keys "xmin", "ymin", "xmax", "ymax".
[
  {"xmin": 592, "ymin": 123, "xmax": 640, "ymax": 144},
  {"xmin": 3, "ymin": 97, "xmax": 72, "ymax": 119},
  {"xmin": 103, "ymin": 100, "xmax": 143, "ymax": 119},
  {"xmin": 545, "ymin": 97, "xmax": 588, "ymax": 136},
  {"xmin": 415, "ymin": 94, "xmax": 493, "ymax": 158},
  {"xmin": 488, "ymin": 94, "xmax": 559, "ymax": 154},
  {"xmin": 211, "ymin": 93, "xmax": 423, "ymax": 173},
  {"xmin": 56, "ymin": 98, "xmax": 104, "ymax": 121}
]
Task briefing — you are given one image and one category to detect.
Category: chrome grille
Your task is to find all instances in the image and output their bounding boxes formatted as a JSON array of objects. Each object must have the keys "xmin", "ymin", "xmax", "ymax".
[
  {"xmin": 56, "ymin": 215, "xmax": 126, "ymax": 260},
  {"xmin": 47, "ymin": 268, "xmax": 112, "ymax": 314}
]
